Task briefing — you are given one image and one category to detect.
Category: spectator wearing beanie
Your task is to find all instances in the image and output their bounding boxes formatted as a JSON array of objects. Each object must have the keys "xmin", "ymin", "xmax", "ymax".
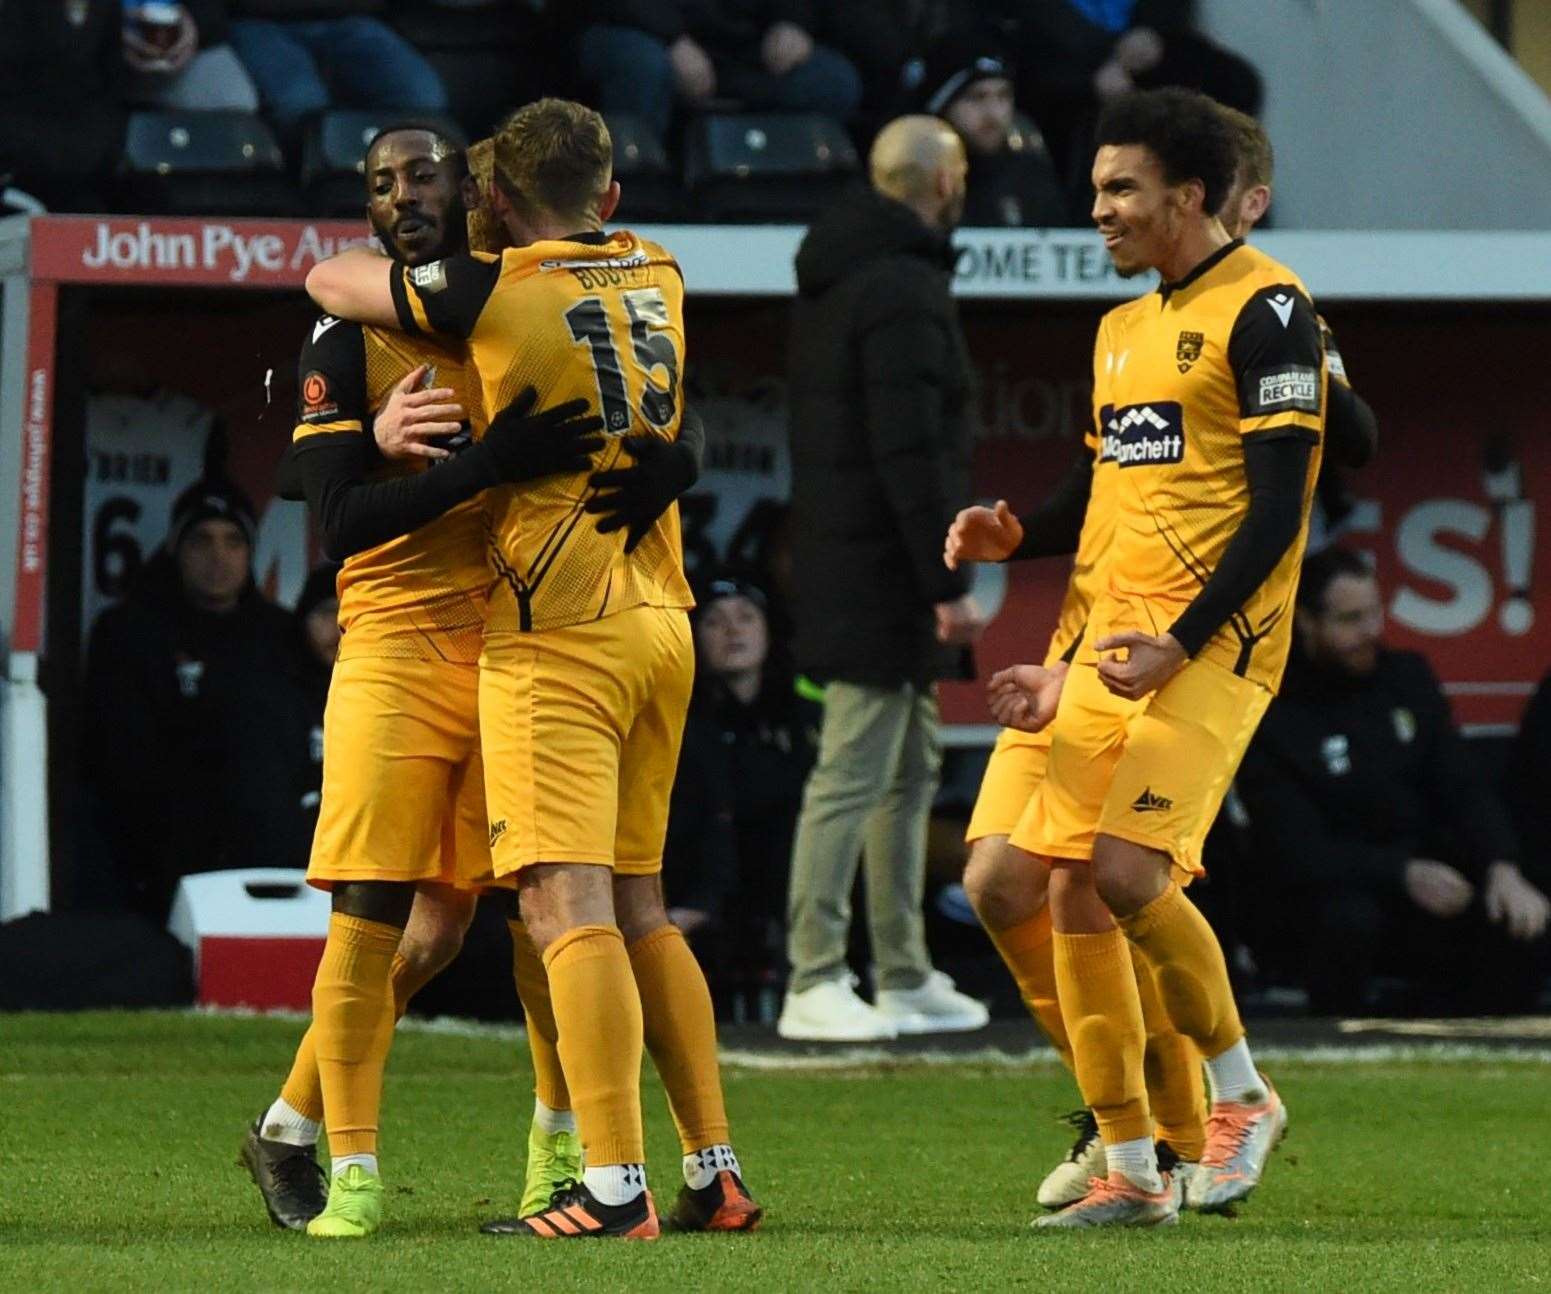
[
  {"xmin": 81, "ymin": 480, "xmax": 314, "ymax": 921},
  {"xmin": 918, "ymin": 32, "xmax": 1074, "ymax": 228}
]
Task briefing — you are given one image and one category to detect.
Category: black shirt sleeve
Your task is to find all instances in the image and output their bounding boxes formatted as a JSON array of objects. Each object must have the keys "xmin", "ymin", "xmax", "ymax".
[
  {"xmin": 1325, "ymin": 377, "xmax": 1378, "ymax": 469},
  {"xmin": 292, "ymin": 437, "xmax": 504, "ymax": 562},
  {"xmin": 390, "ymin": 253, "xmax": 502, "ymax": 341},
  {"xmin": 1008, "ymin": 445, "xmax": 1094, "ymax": 560},
  {"xmin": 1227, "ymin": 282, "xmax": 1325, "ymax": 443},
  {"xmin": 1167, "ymin": 436, "xmax": 1312, "ymax": 657},
  {"xmin": 295, "ymin": 315, "xmax": 369, "ymax": 433}
]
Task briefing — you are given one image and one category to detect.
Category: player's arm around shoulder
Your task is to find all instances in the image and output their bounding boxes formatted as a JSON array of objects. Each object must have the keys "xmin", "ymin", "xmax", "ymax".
[{"xmin": 305, "ymin": 246, "xmax": 399, "ymax": 329}]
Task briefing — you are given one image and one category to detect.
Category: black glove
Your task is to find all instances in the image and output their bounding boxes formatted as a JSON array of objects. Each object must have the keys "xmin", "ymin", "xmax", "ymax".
[
  {"xmin": 481, "ymin": 386, "xmax": 606, "ymax": 483},
  {"xmin": 584, "ymin": 434, "xmax": 698, "ymax": 553}
]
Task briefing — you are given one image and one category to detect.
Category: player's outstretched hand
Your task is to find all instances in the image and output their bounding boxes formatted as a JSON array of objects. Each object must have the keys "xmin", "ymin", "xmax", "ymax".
[
  {"xmin": 1484, "ymin": 862, "xmax": 1551, "ymax": 941},
  {"xmin": 584, "ymin": 434, "xmax": 697, "ymax": 553},
  {"xmin": 987, "ymin": 662, "xmax": 1068, "ymax": 732},
  {"xmin": 374, "ymin": 364, "xmax": 465, "ymax": 461},
  {"xmin": 1094, "ymin": 630, "xmax": 1187, "ymax": 700},
  {"xmin": 944, "ymin": 500, "xmax": 1023, "ymax": 570},
  {"xmin": 482, "ymin": 387, "xmax": 605, "ymax": 483}
]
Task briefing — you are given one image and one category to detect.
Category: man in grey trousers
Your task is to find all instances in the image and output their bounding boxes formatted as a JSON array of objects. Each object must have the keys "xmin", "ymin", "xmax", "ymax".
[{"xmin": 779, "ymin": 116, "xmax": 990, "ymax": 1041}]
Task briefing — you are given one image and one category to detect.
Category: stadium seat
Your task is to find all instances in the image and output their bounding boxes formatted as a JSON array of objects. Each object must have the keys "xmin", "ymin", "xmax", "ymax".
[
  {"xmin": 118, "ymin": 110, "xmax": 293, "ymax": 216},
  {"xmin": 683, "ymin": 113, "xmax": 858, "ymax": 223},
  {"xmin": 300, "ymin": 109, "xmax": 466, "ymax": 217},
  {"xmin": 603, "ymin": 114, "xmax": 681, "ymax": 223},
  {"xmin": 388, "ymin": 0, "xmax": 559, "ymax": 140}
]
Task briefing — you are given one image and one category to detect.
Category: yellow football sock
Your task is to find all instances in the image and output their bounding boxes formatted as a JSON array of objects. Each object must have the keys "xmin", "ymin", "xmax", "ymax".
[
  {"xmin": 280, "ymin": 949, "xmax": 438, "ymax": 1123},
  {"xmin": 985, "ymin": 908, "xmax": 1073, "ymax": 1071},
  {"xmin": 629, "ymin": 924, "xmax": 730, "ymax": 1154},
  {"xmin": 1053, "ymin": 928, "xmax": 1150, "ymax": 1146},
  {"xmin": 508, "ymin": 919, "xmax": 571, "ymax": 1113},
  {"xmin": 1134, "ymin": 949, "xmax": 1207, "ymax": 1161},
  {"xmin": 1120, "ymin": 882, "xmax": 1245, "ymax": 1062},
  {"xmin": 312, "ymin": 913, "xmax": 402, "ymax": 1159},
  {"xmin": 543, "ymin": 924, "xmax": 644, "ymax": 1167}
]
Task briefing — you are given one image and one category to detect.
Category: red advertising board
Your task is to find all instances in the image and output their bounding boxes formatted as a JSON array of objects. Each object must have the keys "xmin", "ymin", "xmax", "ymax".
[{"xmin": 23, "ymin": 217, "xmax": 1547, "ymax": 733}]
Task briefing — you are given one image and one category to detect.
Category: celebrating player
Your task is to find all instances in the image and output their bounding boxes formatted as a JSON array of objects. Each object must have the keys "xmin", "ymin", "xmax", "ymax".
[
  {"xmin": 242, "ymin": 122, "xmax": 699, "ymax": 1240},
  {"xmin": 955, "ymin": 88, "xmax": 1328, "ymax": 1229},
  {"xmin": 307, "ymin": 99, "xmax": 759, "ymax": 1241},
  {"xmin": 947, "ymin": 102, "xmax": 1378, "ymax": 1218}
]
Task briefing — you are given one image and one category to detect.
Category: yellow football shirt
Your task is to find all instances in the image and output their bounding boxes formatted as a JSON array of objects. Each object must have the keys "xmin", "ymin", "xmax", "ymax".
[
  {"xmin": 292, "ymin": 316, "xmax": 490, "ymax": 662},
  {"xmin": 389, "ymin": 231, "xmax": 694, "ymax": 633},
  {"xmin": 1082, "ymin": 240, "xmax": 1327, "ymax": 691}
]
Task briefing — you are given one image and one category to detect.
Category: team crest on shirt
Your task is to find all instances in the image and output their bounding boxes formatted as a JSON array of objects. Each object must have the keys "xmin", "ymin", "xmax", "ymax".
[{"xmin": 1175, "ymin": 330, "xmax": 1204, "ymax": 373}]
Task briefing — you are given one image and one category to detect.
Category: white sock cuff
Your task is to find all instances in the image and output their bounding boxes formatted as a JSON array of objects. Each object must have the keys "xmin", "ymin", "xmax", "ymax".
[
  {"xmin": 683, "ymin": 1143, "xmax": 740, "ymax": 1189},
  {"xmin": 532, "ymin": 1098, "xmax": 577, "ymax": 1136},
  {"xmin": 261, "ymin": 1097, "xmax": 320, "ymax": 1147}
]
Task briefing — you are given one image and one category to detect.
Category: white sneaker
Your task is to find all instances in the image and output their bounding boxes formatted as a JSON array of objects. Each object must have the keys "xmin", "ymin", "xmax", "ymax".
[
  {"xmin": 1037, "ymin": 1109, "xmax": 1107, "ymax": 1210},
  {"xmin": 777, "ymin": 976, "xmax": 899, "ymax": 1042},
  {"xmin": 873, "ymin": 970, "xmax": 990, "ymax": 1035}
]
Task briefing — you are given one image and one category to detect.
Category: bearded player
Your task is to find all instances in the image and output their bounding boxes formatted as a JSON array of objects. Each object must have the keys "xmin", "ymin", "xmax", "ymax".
[
  {"xmin": 307, "ymin": 99, "xmax": 759, "ymax": 1240},
  {"xmin": 242, "ymin": 122, "xmax": 702, "ymax": 1239}
]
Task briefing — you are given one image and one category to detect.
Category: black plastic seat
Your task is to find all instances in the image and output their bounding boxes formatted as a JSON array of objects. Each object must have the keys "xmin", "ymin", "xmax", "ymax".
[
  {"xmin": 683, "ymin": 112, "xmax": 858, "ymax": 223},
  {"xmin": 119, "ymin": 110, "xmax": 293, "ymax": 215},
  {"xmin": 603, "ymin": 113, "xmax": 681, "ymax": 223}
]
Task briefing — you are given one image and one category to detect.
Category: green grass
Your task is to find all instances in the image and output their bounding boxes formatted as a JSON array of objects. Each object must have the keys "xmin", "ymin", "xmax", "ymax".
[{"xmin": 3, "ymin": 1012, "xmax": 1549, "ymax": 1291}]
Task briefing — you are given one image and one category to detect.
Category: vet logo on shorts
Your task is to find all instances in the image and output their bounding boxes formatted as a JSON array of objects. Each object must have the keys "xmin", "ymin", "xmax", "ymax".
[
  {"xmin": 1249, "ymin": 366, "xmax": 1321, "ymax": 416},
  {"xmin": 301, "ymin": 370, "xmax": 340, "ymax": 422},
  {"xmin": 1101, "ymin": 401, "xmax": 1185, "ymax": 468},
  {"xmin": 488, "ymin": 819, "xmax": 508, "ymax": 848},
  {"xmin": 409, "ymin": 260, "xmax": 449, "ymax": 294},
  {"xmin": 1175, "ymin": 330, "xmax": 1204, "ymax": 373}
]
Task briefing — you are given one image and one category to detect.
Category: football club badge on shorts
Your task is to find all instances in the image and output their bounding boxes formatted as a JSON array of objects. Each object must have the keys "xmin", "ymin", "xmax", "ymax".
[{"xmin": 1176, "ymin": 330, "xmax": 1205, "ymax": 373}]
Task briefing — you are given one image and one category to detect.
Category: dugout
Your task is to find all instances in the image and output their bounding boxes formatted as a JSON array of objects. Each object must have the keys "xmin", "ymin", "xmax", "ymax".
[{"xmin": 2, "ymin": 213, "xmax": 1549, "ymax": 919}]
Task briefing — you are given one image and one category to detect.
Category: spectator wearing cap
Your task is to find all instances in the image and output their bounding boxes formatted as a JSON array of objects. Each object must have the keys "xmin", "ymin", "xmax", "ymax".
[
  {"xmin": 663, "ymin": 576, "xmax": 822, "ymax": 1007},
  {"xmin": 82, "ymin": 480, "xmax": 316, "ymax": 922},
  {"xmin": 917, "ymin": 32, "xmax": 1074, "ymax": 229}
]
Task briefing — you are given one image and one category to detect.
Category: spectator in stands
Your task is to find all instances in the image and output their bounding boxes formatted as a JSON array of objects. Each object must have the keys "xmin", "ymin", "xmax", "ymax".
[
  {"xmin": 1236, "ymin": 547, "xmax": 1551, "ymax": 1015},
  {"xmin": 82, "ymin": 481, "xmax": 318, "ymax": 923},
  {"xmin": 227, "ymin": 0, "xmax": 447, "ymax": 140},
  {"xmin": 291, "ymin": 562, "xmax": 340, "ymax": 847},
  {"xmin": 997, "ymin": 1, "xmax": 1261, "ymax": 197},
  {"xmin": 0, "ymin": 0, "xmax": 125, "ymax": 211},
  {"xmin": 779, "ymin": 116, "xmax": 988, "ymax": 1042},
  {"xmin": 1510, "ymin": 669, "xmax": 1551, "ymax": 883},
  {"xmin": 918, "ymin": 31, "xmax": 1073, "ymax": 228},
  {"xmin": 575, "ymin": 1, "xmax": 863, "ymax": 139},
  {"xmin": 124, "ymin": 1, "xmax": 261, "ymax": 112},
  {"xmin": 663, "ymin": 576, "xmax": 821, "ymax": 1007}
]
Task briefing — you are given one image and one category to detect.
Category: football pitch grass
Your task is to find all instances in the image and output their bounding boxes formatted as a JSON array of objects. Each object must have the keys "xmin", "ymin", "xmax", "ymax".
[{"xmin": 4, "ymin": 1013, "xmax": 1548, "ymax": 1292}]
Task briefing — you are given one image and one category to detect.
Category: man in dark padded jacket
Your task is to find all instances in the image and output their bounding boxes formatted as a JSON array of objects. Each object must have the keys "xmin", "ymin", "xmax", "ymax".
[{"xmin": 779, "ymin": 115, "xmax": 991, "ymax": 1042}]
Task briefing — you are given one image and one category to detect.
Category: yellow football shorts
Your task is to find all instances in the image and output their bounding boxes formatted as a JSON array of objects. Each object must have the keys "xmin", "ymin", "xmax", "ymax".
[
  {"xmin": 1012, "ymin": 655, "xmax": 1271, "ymax": 876},
  {"xmin": 307, "ymin": 657, "xmax": 493, "ymax": 891},
  {"xmin": 478, "ymin": 603, "xmax": 693, "ymax": 877},
  {"xmin": 965, "ymin": 725, "xmax": 1052, "ymax": 843}
]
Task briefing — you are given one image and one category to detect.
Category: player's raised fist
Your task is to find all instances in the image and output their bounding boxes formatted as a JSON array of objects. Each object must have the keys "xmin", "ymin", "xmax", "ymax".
[{"xmin": 944, "ymin": 500, "xmax": 1023, "ymax": 570}]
